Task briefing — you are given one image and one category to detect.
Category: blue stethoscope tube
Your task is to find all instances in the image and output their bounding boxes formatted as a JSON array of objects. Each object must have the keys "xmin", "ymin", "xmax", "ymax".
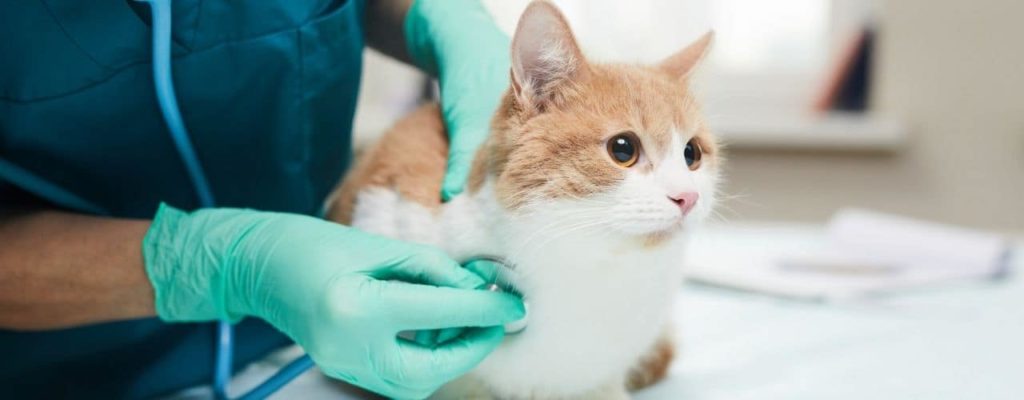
[{"xmin": 137, "ymin": 0, "xmax": 314, "ymax": 398}]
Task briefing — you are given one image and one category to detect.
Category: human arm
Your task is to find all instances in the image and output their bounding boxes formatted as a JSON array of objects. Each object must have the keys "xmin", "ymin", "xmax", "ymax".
[
  {"xmin": 0, "ymin": 209, "xmax": 155, "ymax": 330},
  {"xmin": 1, "ymin": 204, "xmax": 523, "ymax": 398},
  {"xmin": 364, "ymin": 0, "xmax": 414, "ymax": 64}
]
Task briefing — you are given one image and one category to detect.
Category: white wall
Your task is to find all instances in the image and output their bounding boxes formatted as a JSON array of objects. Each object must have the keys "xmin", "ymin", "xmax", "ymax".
[{"xmin": 719, "ymin": 0, "xmax": 1024, "ymax": 232}]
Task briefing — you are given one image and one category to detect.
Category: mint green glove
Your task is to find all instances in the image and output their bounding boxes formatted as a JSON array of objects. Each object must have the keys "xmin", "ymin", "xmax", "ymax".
[
  {"xmin": 143, "ymin": 204, "xmax": 525, "ymax": 399},
  {"xmin": 405, "ymin": 0, "xmax": 510, "ymax": 200},
  {"xmin": 413, "ymin": 259, "xmax": 505, "ymax": 346}
]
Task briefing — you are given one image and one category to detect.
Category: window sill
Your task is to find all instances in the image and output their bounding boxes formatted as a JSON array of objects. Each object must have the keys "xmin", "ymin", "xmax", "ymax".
[{"xmin": 710, "ymin": 113, "xmax": 907, "ymax": 153}]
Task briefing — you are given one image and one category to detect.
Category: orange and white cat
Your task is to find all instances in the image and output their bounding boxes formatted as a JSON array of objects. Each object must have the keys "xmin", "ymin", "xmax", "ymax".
[{"xmin": 326, "ymin": 1, "xmax": 720, "ymax": 398}]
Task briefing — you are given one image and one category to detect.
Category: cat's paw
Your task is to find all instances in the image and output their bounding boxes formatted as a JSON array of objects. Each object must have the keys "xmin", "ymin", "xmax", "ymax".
[{"xmin": 626, "ymin": 329, "xmax": 676, "ymax": 390}]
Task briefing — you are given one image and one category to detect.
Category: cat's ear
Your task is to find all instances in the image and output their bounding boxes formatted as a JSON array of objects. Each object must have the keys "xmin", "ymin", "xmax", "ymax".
[
  {"xmin": 510, "ymin": 1, "xmax": 588, "ymax": 112},
  {"xmin": 660, "ymin": 31, "xmax": 714, "ymax": 80}
]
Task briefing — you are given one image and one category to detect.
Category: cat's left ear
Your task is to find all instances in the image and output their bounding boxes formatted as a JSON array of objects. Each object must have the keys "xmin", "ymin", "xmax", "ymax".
[{"xmin": 660, "ymin": 31, "xmax": 714, "ymax": 80}]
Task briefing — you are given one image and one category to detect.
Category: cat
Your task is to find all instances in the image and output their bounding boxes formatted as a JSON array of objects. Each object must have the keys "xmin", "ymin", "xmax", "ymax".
[{"xmin": 325, "ymin": 1, "xmax": 720, "ymax": 398}]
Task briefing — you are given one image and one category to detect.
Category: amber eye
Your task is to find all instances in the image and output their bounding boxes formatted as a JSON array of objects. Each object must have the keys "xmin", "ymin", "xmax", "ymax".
[
  {"xmin": 606, "ymin": 132, "xmax": 640, "ymax": 167},
  {"xmin": 684, "ymin": 139, "xmax": 703, "ymax": 170}
]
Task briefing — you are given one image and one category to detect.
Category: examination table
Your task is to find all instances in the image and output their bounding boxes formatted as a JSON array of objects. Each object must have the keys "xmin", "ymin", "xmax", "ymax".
[{"xmin": 181, "ymin": 224, "xmax": 1022, "ymax": 400}]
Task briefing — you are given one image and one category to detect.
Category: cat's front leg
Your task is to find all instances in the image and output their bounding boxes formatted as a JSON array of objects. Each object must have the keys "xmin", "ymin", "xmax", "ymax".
[{"xmin": 626, "ymin": 326, "xmax": 676, "ymax": 391}]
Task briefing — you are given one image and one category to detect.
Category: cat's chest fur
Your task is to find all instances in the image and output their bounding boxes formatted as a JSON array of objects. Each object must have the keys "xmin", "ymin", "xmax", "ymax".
[{"xmin": 350, "ymin": 183, "xmax": 682, "ymax": 398}]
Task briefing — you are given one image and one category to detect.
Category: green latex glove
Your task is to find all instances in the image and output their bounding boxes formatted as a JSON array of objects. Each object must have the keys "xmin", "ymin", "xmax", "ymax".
[
  {"xmin": 413, "ymin": 259, "xmax": 505, "ymax": 346},
  {"xmin": 405, "ymin": 0, "xmax": 510, "ymax": 201},
  {"xmin": 143, "ymin": 204, "xmax": 525, "ymax": 399}
]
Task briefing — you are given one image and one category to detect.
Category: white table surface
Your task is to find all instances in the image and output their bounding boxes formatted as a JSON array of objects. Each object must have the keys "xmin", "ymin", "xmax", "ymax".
[
  {"xmin": 640, "ymin": 224, "xmax": 1023, "ymax": 400},
  {"xmin": 638, "ymin": 275, "xmax": 1023, "ymax": 399},
  {"xmin": 212, "ymin": 224, "xmax": 1023, "ymax": 400}
]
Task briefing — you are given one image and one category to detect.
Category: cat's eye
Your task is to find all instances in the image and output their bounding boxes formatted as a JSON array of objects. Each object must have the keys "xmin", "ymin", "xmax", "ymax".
[
  {"xmin": 606, "ymin": 132, "xmax": 640, "ymax": 167},
  {"xmin": 684, "ymin": 139, "xmax": 703, "ymax": 170}
]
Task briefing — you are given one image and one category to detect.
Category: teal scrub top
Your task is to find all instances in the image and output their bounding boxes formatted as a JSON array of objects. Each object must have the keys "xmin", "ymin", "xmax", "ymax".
[{"xmin": 0, "ymin": 0, "xmax": 365, "ymax": 397}]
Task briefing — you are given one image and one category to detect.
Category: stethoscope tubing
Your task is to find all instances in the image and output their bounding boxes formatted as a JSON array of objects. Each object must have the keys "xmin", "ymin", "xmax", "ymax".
[{"xmin": 137, "ymin": 0, "xmax": 313, "ymax": 398}]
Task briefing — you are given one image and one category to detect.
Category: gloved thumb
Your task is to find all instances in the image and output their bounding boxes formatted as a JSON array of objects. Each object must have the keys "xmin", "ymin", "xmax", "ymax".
[{"xmin": 440, "ymin": 120, "xmax": 489, "ymax": 201}]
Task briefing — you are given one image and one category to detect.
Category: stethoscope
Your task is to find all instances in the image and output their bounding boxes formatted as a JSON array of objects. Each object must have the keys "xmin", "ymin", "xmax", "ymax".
[{"xmin": 137, "ymin": 0, "xmax": 313, "ymax": 398}]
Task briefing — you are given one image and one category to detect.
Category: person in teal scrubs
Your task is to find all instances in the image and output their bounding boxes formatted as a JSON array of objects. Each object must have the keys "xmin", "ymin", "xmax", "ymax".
[{"xmin": 0, "ymin": 0, "xmax": 524, "ymax": 398}]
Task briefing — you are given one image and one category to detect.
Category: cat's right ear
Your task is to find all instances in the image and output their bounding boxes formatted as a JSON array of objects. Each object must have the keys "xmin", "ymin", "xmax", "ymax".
[
  {"xmin": 660, "ymin": 31, "xmax": 714, "ymax": 80},
  {"xmin": 510, "ymin": 1, "xmax": 588, "ymax": 113}
]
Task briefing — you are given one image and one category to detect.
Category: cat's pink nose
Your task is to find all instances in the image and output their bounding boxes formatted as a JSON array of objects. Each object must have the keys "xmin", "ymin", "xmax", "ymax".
[{"xmin": 668, "ymin": 192, "xmax": 699, "ymax": 215}]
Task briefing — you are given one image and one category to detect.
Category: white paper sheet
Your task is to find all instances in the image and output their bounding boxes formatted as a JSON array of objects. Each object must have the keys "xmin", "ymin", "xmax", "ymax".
[{"xmin": 684, "ymin": 209, "xmax": 1012, "ymax": 300}]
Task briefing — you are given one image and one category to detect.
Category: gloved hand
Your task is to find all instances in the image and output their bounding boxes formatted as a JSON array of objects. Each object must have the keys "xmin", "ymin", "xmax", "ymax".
[
  {"xmin": 143, "ymin": 204, "xmax": 525, "ymax": 399},
  {"xmin": 405, "ymin": 0, "xmax": 510, "ymax": 201},
  {"xmin": 413, "ymin": 258, "xmax": 507, "ymax": 346}
]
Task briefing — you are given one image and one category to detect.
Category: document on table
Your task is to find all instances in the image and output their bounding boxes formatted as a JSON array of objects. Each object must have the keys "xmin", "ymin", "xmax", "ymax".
[{"xmin": 683, "ymin": 209, "xmax": 1013, "ymax": 301}]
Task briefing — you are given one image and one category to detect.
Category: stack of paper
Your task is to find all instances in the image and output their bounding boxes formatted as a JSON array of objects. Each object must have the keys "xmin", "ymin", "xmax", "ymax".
[{"xmin": 684, "ymin": 209, "xmax": 1013, "ymax": 301}]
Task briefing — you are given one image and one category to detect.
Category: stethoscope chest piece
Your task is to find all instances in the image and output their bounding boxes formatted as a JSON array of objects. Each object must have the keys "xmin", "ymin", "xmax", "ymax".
[{"xmin": 483, "ymin": 282, "xmax": 528, "ymax": 335}]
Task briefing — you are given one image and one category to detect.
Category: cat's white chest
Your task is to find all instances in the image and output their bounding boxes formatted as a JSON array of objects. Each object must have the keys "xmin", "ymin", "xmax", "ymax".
[
  {"xmin": 471, "ymin": 213, "xmax": 681, "ymax": 397},
  {"xmin": 350, "ymin": 186, "xmax": 682, "ymax": 398}
]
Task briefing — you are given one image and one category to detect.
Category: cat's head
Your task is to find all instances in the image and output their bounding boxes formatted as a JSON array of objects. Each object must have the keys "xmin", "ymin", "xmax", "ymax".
[{"xmin": 473, "ymin": 1, "xmax": 721, "ymax": 244}]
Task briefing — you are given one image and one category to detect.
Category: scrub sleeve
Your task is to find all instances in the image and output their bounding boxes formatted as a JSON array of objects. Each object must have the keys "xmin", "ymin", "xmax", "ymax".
[{"xmin": 0, "ymin": 0, "xmax": 365, "ymax": 397}]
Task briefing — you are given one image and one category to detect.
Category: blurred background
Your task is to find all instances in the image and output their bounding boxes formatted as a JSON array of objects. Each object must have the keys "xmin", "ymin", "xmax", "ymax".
[{"xmin": 353, "ymin": 0, "xmax": 1024, "ymax": 233}]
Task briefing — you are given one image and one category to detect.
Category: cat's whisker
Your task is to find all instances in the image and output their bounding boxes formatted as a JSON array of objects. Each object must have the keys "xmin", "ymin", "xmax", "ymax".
[
  {"xmin": 708, "ymin": 204, "xmax": 740, "ymax": 222},
  {"xmin": 513, "ymin": 214, "xmax": 611, "ymax": 257},
  {"xmin": 511, "ymin": 215, "xmax": 612, "ymax": 255}
]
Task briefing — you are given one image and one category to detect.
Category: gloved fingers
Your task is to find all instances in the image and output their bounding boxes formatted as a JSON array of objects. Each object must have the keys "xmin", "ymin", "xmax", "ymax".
[
  {"xmin": 462, "ymin": 259, "xmax": 502, "ymax": 285},
  {"xmin": 375, "ymin": 379, "xmax": 438, "ymax": 400},
  {"xmin": 413, "ymin": 329, "xmax": 441, "ymax": 346},
  {"xmin": 412, "ymin": 327, "xmax": 464, "ymax": 347},
  {"xmin": 394, "ymin": 325, "xmax": 505, "ymax": 384},
  {"xmin": 378, "ymin": 283, "xmax": 524, "ymax": 330},
  {"xmin": 439, "ymin": 103, "xmax": 491, "ymax": 201},
  {"xmin": 440, "ymin": 139, "xmax": 480, "ymax": 201},
  {"xmin": 435, "ymin": 327, "xmax": 465, "ymax": 344},
  {"xmin": 321, "ymin": 354, "xmax": 437, "ymax": 400},
  {"xmin": 378, "ymin": 249, "xmax": 484, "ymax": 290}
]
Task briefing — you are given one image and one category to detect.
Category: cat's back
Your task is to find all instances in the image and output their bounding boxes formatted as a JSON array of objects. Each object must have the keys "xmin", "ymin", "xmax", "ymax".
[{"xmin": 325, "ymin": 103, "xmax": 448, "ymax": 224}]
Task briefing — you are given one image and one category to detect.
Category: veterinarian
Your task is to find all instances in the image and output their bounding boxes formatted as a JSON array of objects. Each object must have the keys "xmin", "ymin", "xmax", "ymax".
[{"xmin": 0, "ymin": 0, "xmax": 525, "ymax": 398}]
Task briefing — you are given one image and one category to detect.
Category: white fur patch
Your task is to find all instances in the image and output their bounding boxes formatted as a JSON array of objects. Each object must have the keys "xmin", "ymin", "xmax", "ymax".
[{"xmin": 349, "ymin": 178, "xmax": 700, "ymax": 398}]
